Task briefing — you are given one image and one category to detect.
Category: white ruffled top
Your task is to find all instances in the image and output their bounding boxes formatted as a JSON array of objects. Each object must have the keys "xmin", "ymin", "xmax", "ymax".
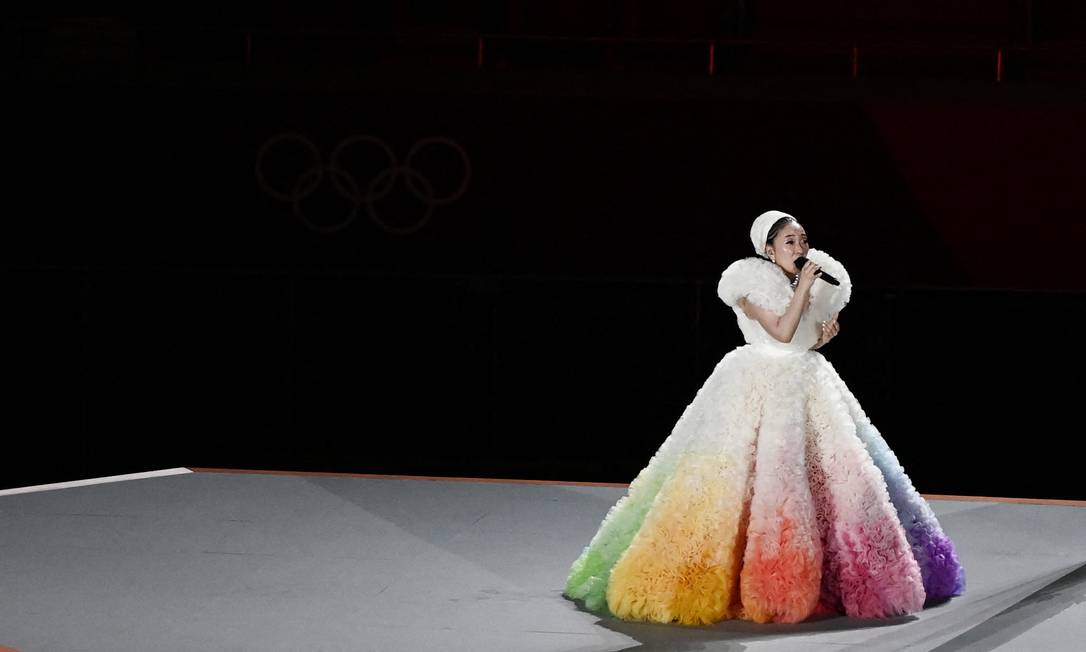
[{"xmin": 717, "ymin": 249, "xmax": 852, "ymax": 354}]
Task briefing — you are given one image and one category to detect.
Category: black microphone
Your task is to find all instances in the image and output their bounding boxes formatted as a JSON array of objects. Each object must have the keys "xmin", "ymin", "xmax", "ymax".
[{"xmin": 794, "ymin": 256, "xmax": 841, "ymax": 286}]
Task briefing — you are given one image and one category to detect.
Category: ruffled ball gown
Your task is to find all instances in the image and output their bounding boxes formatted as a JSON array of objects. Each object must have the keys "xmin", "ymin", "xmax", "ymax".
[{"xmin": 564, "ymin": 249, "xmax": 964, "ymax": 625}]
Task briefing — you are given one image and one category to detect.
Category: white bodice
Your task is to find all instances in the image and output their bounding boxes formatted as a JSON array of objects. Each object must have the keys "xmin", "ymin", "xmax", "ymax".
[{"xmin": 717, "ymin": 249, "xmax": 852, "ymax": 354}]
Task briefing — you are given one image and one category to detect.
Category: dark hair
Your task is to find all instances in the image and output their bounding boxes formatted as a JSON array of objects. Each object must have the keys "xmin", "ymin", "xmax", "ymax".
[{"xmin": 765, "ymin": 216, "xmax": 798, "ymax": 248}]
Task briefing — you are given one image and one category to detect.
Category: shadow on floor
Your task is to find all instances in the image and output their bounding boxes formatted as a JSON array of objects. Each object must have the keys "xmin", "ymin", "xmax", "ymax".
[{"xmin": 565, "ymin": 595, "xmax": 915, "ymax": 652}]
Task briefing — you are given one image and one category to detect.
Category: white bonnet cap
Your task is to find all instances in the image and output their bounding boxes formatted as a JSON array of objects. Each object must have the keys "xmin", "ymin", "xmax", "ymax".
[{"xmin": 750, "ymin": 210, "xmax": 795, "ymax": 256}]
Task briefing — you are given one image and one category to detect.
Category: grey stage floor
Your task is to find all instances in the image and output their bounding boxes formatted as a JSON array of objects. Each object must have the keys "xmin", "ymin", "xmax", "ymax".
[{"xmin": 1, "ymin": 470, "xmax": 1084, "ymax": 652}]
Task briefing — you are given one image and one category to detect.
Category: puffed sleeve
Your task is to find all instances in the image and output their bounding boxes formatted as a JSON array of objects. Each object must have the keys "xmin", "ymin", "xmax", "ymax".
[
  {"xmin": 717, "ymin": 257, "xmax": 793, "ymax": 315},
  {"xmin": 805, "ymin": 248, "xmax": 852, "ymax": 323}
]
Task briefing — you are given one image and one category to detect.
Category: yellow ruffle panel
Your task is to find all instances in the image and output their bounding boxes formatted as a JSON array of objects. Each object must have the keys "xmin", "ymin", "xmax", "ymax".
[{"xmin": 605, "ymin": 452, "xmax": 749, "ymax": 625}]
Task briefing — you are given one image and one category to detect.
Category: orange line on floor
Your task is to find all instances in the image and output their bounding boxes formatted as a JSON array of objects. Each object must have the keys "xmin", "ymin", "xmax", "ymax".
[
  {"xmin": 919, "ymin": 493, "xmax": 1086, "ymax": 507},
  {"xmin": 188, "ymin": 467, "xmax": 1086, "ymax": 506},
  {"xmin": 188, "ymin": 467, "xmax": 629, "ymax": 488}
]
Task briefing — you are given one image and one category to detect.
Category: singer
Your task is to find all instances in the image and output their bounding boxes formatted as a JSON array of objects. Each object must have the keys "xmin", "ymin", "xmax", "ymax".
[{"xmin": 563, "ymin": 210, "xmax": 965, "ymax": 625}]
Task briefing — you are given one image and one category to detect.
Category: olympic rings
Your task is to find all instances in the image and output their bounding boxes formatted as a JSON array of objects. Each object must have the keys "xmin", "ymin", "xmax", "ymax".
[{"xmin": 255, "ymin": 132, "xmax": 471, "ymax": 235}]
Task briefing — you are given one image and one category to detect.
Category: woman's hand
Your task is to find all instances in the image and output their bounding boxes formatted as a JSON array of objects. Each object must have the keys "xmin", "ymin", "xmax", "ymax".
[
  {"xmin": 796, "ymin": 260, "xmax": 821, "ymax": 293},
  {"xmin": 815, "ymin": 313, "xmax": 840, "ymax": 348}
]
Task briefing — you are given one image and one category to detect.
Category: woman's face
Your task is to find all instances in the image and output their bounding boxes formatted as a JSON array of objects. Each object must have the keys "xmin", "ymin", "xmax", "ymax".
[{"xmin": 766, "ymin": 222, "xmax": 809, "ymax": 274}]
